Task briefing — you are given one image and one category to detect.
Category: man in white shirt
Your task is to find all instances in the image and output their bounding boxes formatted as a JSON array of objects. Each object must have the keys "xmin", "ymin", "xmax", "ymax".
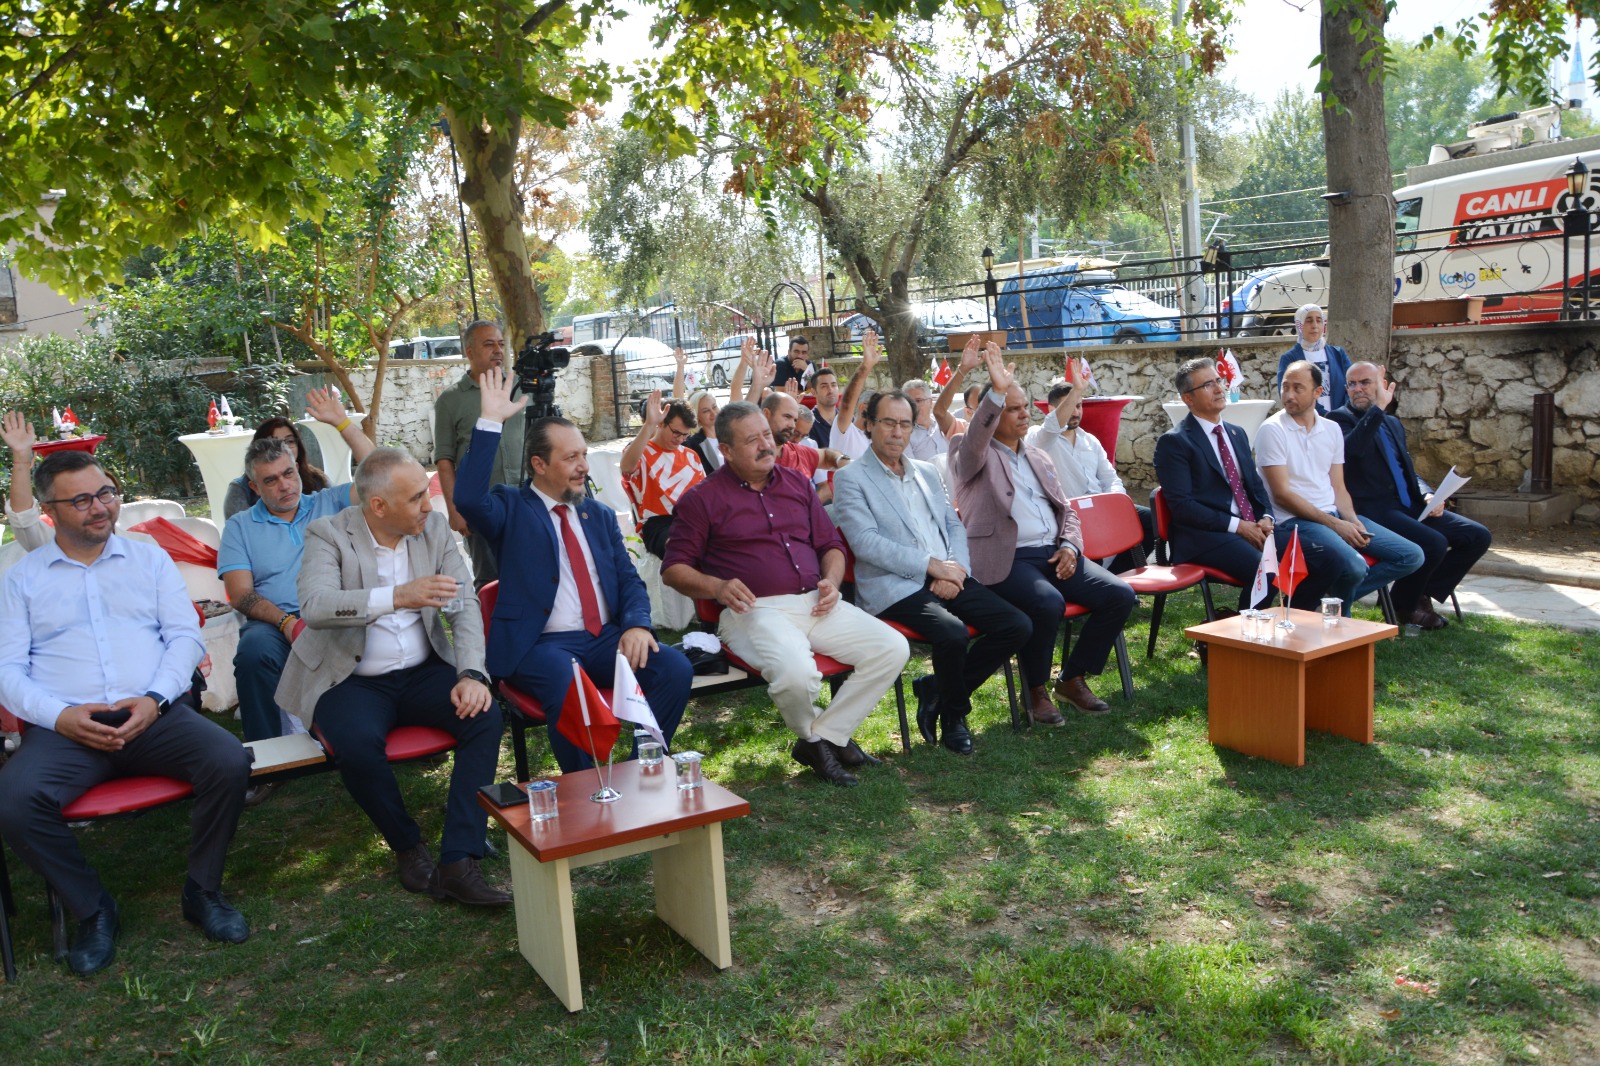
[
  {"xmin": 1254, "ymin": 361, "xmax": 1423, "ymax": 612},
  {"xmin": 275, "ymin": 449, "xmax": 509, "ymax": 906},
  {"xmin": 1026, "ymin": 381, "xmax": 1154, "ymax": 572},
  {"xmin": 900, "ymin": 379, "xmax": 949, "ymax": 460}
]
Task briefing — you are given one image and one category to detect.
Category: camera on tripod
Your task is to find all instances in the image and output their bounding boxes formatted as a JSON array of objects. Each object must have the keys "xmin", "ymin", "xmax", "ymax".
[{"xmin": 512, "ymin": 331, "xmax": 570, "ymax": 422}]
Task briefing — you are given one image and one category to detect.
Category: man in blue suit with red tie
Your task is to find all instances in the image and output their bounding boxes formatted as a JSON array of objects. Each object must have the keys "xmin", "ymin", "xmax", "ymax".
[
  {"xmin": 1153, "ymin": 357, "xmax": 1277, "ymax": 611},
  {"xmin": 454, "ymin": 367, "xmax": 692, "ymax": 772}
]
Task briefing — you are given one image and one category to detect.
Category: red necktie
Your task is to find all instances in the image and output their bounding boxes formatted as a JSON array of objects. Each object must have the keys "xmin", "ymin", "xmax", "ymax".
[
  {"xmin": 555, "ymin": 504, "xmax": 603, "ymax": 636},
  {"xmin": 1212, "ymin": 425, "xmax": 1257, "ymax": 524}
]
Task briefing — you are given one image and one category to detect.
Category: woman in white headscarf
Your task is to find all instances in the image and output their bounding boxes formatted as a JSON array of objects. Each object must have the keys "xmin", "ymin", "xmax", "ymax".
[{"xmin": 1275, "ymin": 303, "xmax": 1351, "ymax": 413}]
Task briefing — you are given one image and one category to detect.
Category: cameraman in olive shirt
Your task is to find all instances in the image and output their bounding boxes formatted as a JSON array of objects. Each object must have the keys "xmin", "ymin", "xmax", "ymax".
[{"xmin": 432, "ymin": 321, "xmax": 527, "ymax": 587}]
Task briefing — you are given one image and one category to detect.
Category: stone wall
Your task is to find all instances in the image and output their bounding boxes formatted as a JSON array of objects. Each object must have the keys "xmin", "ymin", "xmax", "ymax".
[
  {"xmin": 290, "ymin": 353, "xmax": 600, "ymax": 465},
  {"xmin": 867, "ymin": 325, "xmax": 1599, "ymax": 501}
]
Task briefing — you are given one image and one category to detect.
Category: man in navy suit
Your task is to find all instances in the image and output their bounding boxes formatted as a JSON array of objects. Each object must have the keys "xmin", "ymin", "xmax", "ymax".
[
  {"xmin": 454, "ymin": 368, "xmax": 693, "ymax": 773},
  {"xmin": 1153, "ymin": 357, "xmax": 1276, "ymax": 611},
  {"xmin": 1328, "ymin": 362, "xmax": 1491, "ymax": 630}
]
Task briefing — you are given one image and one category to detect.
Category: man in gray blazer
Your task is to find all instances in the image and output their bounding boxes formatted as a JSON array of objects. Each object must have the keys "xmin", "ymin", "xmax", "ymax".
[
  {"xmin": 949, "ymin": 346, "xmax": 1135, "ymax": 723},
  {"xmin": 276, "ymin": 449, "xmax": 508, "ymax": 907},
  {"xmin": 834, "ymin": 391, "xmax": 1029, "ymax": 755}
]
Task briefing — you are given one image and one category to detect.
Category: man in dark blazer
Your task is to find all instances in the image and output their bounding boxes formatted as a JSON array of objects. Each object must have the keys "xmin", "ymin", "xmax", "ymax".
[
  {"xmin": 277, "ymin": 448, "xmax": 507, "ymax": 906},
  {"xmin": 454, "ymin": 367, "xmax": 692, "ymax": 773},
  {"xmin": 1153, "ymin": 356, "xmax": 1277, "ymax": 610},
  {"xmin": 948, "ymin": 344, "xmax": 1134, "ymax": 722},
  {"xmin": 1328, "ymin": 362, "xmax": 1492, "ymax": 629}
]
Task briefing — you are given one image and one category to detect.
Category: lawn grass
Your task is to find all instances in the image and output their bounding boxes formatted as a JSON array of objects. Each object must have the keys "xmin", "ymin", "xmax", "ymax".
[{"xmin": 1, "ymin": 597, "xmax": 1597, "ymax": 1064}]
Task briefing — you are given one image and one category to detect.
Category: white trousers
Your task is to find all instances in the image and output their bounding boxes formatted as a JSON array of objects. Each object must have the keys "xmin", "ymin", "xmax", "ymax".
[{"xmin": 718, "ymin": 592, "xmax": 910, "ymax": 746}]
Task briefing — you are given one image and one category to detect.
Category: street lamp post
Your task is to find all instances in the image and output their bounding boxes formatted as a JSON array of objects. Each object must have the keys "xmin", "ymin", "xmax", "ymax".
[
  {"xmin": 981, "ymin": 247, "xmax": 997, "ymax": 330},
  {"xmin": 824, "ymin": 272, "xmax": 837, "ymax": 361},
  {"xmin": 1566, "ymin": 158, "xmax": 1593, "ymax": 321}
]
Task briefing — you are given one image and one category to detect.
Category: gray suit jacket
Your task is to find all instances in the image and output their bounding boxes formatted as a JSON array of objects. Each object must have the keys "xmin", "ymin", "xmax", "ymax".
[
  {"xmin": 948, "ymin": 391, "xmax": 1080, "ymax": 585},
  {"xmin": 833, "ymin": 450, "xmax": 969, "ymax": 616},
  {"xmin": 274, "ymin": 506, "xmax": 486, "ymax": 727}
]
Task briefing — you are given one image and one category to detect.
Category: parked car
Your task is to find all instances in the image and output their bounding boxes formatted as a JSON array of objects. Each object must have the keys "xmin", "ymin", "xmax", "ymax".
[
  {"xmin": 570, "ymin": 335, "xmax": 678, "ymax": 405},
  {"xmin": 390, "ymin": 335, "xmax": 464, "ymax": 359},
  {"xmin": 706, "ymin": 333, "xmax": 758, "ymax": 388},
  {"xmin": 996, "ymin": 267, "xmax": 1180, "ymax": 347}
]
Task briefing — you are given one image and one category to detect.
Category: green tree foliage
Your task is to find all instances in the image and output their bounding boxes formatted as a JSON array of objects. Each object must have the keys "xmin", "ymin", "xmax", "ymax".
[
  {"xmin": 1211, "ymin": 89, "xmax": 1328, "ymax": 255},
  {"xmin": 1385, "ymin": 37, "xmax": 1544, "ymax": 171}
]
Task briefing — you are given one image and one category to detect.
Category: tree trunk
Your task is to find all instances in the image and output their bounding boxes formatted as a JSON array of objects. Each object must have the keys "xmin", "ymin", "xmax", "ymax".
[
  {"xmin": 447, "ymin": 108, "xmax": 544, "ymax": 347},
  {"xmin": 882, "ymin": 271, "xmax": 921, "ymax": 385},
  {"xmin": 1321, "ymin": 0, "xmax": 1393, "ymax": 363}
]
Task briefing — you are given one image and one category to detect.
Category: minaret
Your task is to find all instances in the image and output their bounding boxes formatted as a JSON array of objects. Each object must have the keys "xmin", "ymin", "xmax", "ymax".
[{"xmin": 1567, "ymin": 29, "xmax": 1588, "ymax": 112}]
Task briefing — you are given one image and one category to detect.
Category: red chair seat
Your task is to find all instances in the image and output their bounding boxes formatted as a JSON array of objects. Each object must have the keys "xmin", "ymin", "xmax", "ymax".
[
  {"xmin": 384, "ymin": 725, "xmax": 458, "ymax": 762},
  {"xmin": 882, "ymin": 620, "xmax": 980, "ymax": 642},
  {"xmin": 62, "ymin": 776, "xmax": 194, "ymax": 820},
  {"xmin": 1120, "ymin": 563, "xmax": 1209, "ymax": 595}
]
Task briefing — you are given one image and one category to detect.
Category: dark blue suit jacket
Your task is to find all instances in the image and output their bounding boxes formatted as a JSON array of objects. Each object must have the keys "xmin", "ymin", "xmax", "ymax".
[
  {"xmin": 1326, "ymin": 403, "xmax": 1432, "ymax": 520},
  {"xmin": 1152, "ymin": 414, "xmax": 1272, "ymax": 565},
  {"xmin": 454, "ymin": 426, "xmax": 653, "ymax": 678},
  {"xmin": 1276, "ymin": 342, "xmax": 1352, "ymax": 411}
]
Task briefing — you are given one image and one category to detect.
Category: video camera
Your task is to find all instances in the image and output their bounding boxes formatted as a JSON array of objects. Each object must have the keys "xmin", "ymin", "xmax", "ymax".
[{"xmin": 512, "ymin": 330, "xmax": 570, "ymax": 423}]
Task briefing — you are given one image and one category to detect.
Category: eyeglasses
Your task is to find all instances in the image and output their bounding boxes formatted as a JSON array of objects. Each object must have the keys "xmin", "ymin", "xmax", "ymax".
[
  {"xmin": 873, "ymin": 418, "xmax": 914, "ymax": 431},
  {"xmin": 664, "ymin": 425, "xmax": 691, "ymax": 441},
  {"xmin": 1183, "ymin": 378, "xmax": 1226, "ymax": 394},
  {"xmin": 44, "ymin": 486, "xmax": 121, "ymax": 511}
]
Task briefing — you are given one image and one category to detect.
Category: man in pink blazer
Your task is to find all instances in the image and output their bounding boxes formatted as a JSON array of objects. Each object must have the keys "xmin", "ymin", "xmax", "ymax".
[{"xmin": 948, "ymin": 345, "xmax": 1135, "ymax": 722}]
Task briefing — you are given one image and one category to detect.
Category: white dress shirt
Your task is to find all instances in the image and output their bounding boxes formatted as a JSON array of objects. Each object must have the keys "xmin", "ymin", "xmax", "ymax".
[
  {"xmin": 354, "ymin": 520, "xmax": 432, "ymax": 676},
  {"xmin": 1192, "ymin": 413, "xmax": 1248, "ymax": 533},
  {"xmin": 532, "ymin": 485, "xmax": 612, "ymax": 634}
]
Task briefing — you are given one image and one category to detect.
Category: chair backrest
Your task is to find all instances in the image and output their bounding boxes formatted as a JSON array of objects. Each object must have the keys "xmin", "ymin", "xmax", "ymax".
[
  {"xmin": 478, "ymin": 579, "xmax": 500, "ymax": 639},
  {"xmin": 119, "ymin": 498, "xmax": 187, "ymax": 527},
  {"xmin": 1149, "ymin": 487, "xmax": 1172, "ymax": 566},
  {"xmin": 695, "ymin": 598, "xmax": 722, "ymax": 627},
  {"xmin": 169, "ymin": 515, "xmax": 222, "ymax": 549},
  {"xmin": 1069, "ymin": 493, "xmax": 1144, "ymax": 561}
]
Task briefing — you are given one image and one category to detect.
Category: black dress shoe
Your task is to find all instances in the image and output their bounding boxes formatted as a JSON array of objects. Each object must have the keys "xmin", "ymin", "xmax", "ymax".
[
  {"xmin": 395, "ymin": 842, "xmax": 437, "ymax": 894},
  {"xmin": 790, "ymin": 738, "xmax": 858, "ymax": 787},
  {"xmin": 940, "ymin": 717, "xmax": 974, "ymax": 755},
  {"xmin": 181, "ymin": 879, "xmax": 250, "ymax": 944},
  {"xmin": 828, "ymin": 739, "xmax": 881, "ymax": 767},
  {"xmin": 912, "ymin": 674, "xmax": 939, "ymax": 745},
  {"xmin": 430, "ymin": 858, "xmax": 512, "ymax": 906},
  {"xmin": 68, "ymin": 895, "xmax": 119, "ymax": 976}
]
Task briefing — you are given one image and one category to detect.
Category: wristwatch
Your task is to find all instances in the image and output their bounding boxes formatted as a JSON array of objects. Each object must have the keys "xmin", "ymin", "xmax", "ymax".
[
  {"xmin": 143, "ymin": 690, "xmax": 173, "ymax": 716},
  {"xmin": 457, "ymin": 669, "xmax": 490, "ymax": 686}
]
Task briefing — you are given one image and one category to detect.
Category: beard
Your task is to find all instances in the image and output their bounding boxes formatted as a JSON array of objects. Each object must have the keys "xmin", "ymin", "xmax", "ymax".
[{"xmin": 560, "ymin": 486, "xmax": 585, "ymax": 505}]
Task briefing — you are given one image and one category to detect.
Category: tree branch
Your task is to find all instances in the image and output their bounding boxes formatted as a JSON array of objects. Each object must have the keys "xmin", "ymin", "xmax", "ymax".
[{"xmin": 520, "ymin": 0, "xmax": 569, "ymax": 37}]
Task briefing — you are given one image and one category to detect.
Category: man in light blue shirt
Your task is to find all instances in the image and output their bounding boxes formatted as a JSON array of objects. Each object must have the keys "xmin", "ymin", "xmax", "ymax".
[
  {"xmin": 0, "ymin": 452, "xmax": 253, "ymax": 976},
  {"xmin": 218, "ymin": 389, "xmax": 373, "ymax": 747}
]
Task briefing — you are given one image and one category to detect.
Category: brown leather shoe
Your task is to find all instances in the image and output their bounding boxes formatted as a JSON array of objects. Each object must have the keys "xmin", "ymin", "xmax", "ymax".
[
  {"xmin": 429, "ymin": 858, "xmax": 512, "ymax": 906},
  {"xmin": 395, "ymin": 843, "xmax": 436, "ymax": 894},
  {"xmin": 1054, "ymin": 674, "xmax": 1111, "ymax": 715},
  {"xmin": 1027, "ymin": 686, "xmax": 1066, "ymax": 726},
  {"xmin": 791, "ymin": 738, "xmax": 859, "ymax": 787},
  {"xmin": 828, "ymin": 738, "xmax": 882, "ymax": 768},
  {"xmin": 1408, "ymin": 605, "xmax": 1448, "ymax": 631}
]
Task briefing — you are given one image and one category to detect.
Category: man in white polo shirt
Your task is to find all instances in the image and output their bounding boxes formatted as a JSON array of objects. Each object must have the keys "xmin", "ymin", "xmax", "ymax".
[{"xmin": 1254, "ymin": 360, "xmax": 1423, "ymax": 613}]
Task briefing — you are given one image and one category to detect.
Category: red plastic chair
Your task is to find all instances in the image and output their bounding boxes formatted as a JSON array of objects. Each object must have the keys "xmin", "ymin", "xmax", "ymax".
[
  {"xmin": 1072, "ymin": 493, "xmax": 1214, "ymax": 659},
  {"xmin": 1358, "ymin": 553, "xmax": 1401, "ymax": 625},
  {"xmin": 1150, "ymin": 486, "xmax": 1250, "ymax": 618}
]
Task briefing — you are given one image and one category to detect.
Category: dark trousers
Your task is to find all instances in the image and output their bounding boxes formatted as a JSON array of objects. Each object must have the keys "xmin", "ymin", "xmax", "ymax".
[
  {"xmin": 1364, "ymin": 505, "xmax": 1492, "ymax": 616},
  {"xmin": 640, "ymin": 515, "xmax": 674, "ymax": 560},
  {"xmin": 1182, "ymin": 535, "xmax": 1270, "ymax": 611},
  {"xmin": 313, "ymin": 657, "xmax": 503, "ymax": 866},
  {"xmin": 507, "ymin": 624, "xmax": 694, "ymax": 774},
  {"xmin": 464, "ymin": 530, "xmax": 500, "ymax": 589},
  {"xmin": 235, "ymin": 619, "xmax": 290, "ymax": 742},
  {"xmin": 0, "ymin": 700, "xmax": 251, "ymax": 920},
  {"xmin": 876, "ymin": 578, "xmax": 1031, "ymax": 719},
  {"xmin": 988, "ymin": 547, "xmax": 1136, "ymax": 690}
]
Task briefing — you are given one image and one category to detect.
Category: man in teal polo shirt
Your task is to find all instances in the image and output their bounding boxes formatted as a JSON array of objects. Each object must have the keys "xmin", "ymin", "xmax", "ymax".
[
  {"xmin": 218, "ymin": 388, "xmax": 374, "ymax": 748},
  {"xmin": 432, "ymin": 320, "xmax": 526, "ymax": 587}
]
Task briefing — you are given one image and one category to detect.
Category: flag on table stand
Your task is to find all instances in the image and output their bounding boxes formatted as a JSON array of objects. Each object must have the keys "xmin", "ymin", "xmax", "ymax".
[
  {"xmin": 60, "ymin": 405, "xmax": 78, "ymax": 429},
  {"xmin": 1277, "ymin": 528, "xmax": 1308, "ymax": 627},
  {"xmin": 218, "ymin": 395, "xmax": 234, "ymax": 420},
  {"xmin": 1249, "ymin": 532, "xmax": 1278, "ymax": 610},
  {"xmin": 207, "ymin": 399, "xmax": 219, "ymax": 429},
  {"xmin": 932, "ymin": 358, "xmax": 953, "ymax": 387},
  {"xmin": 554, "ymin": 663, "xmax": 622, "ymax": 763},
  {"xmin": 612, "ymin": 652, "xmax": 667, "ymax": 751},
  {"xmin": 1216, "ymin": 349, "xmax": 1244, "ymax": 391}
]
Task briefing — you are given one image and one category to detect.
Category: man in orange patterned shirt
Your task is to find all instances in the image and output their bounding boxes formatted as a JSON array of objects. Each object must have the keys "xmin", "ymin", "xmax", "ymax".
[{"xmin": 621, "ymin": 390, "xmax": 705, "ymax": 559}]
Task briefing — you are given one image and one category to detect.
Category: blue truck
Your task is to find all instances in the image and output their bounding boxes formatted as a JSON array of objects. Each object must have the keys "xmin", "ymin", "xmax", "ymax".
[{"xmin": 996, "ymin": 264, "xmax": 1180, "ymax": 348}]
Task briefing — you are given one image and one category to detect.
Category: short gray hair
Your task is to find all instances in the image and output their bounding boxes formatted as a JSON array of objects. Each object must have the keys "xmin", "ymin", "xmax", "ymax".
[
  {"xmin": 715, "ymin": 401, "xmax": 762, "ymax": 443},
  {"xmin": 1173, "ymin": 357, "xmax": 1214, "ymax": 394},
  {"xmin": 901, "ymin": 378, "xmax": 930, "ymax": 396},
  {"xmin": 354, "ymin": 448, "xmax": 421, "ymax": 504},
  {"xmin": 462, "ymin": 320, "xmax": 501, "ymax": 350},
  {"xmin": 244, "ymin": 437, "xmax": 294, "ymax": 482}
]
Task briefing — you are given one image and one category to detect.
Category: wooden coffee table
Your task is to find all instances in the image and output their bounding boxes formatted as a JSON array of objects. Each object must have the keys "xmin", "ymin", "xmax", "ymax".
[
  {"xmin": 479, "ymin": 760, "xmax": 750, "ymax": 1011},
  {"xmin": 1184, "ymin": 608, "xmax": 1397, "ymax": 766}
]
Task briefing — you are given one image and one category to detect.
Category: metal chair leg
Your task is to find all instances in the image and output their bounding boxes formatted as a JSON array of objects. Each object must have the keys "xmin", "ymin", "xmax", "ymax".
[
  {"xmin": 1378, "ymin": 585, "xmax": 1398, "ymax": 626},
  {"xmin": 1146, "ymin": 594, "xmax": 1167, "ymax": 658},
  {"xmin": 0, "ymin": 845, "xmax": 16, "ymax": 982},
  {"xmin": 1003, "ymin": 660, "xmax": 1022, "ymax": 732},
  {"xmin": 1114, "ymin": 633, "xmax": 1133, "ymax": 701},
  {"xmin": 509, "ymin": 716, "xmax": 530, "ymax": 783},
  {"xmin": 1450, "ymin": 591, "xmax": 1463, "ymax": 622},
  {"xmin": 1199, "ymin": 578, "xmax": 1218, "ymax": 620},
  {"xmin": 893, "ymin": 677, "xmax": 911, "ymax": 753},
  {"xmin": 48, "ymin": 885, "xmax": 67, "ymax": 962}
]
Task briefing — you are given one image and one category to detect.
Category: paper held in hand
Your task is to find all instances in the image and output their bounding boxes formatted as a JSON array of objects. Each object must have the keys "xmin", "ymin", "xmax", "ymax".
[{"xmin": 1427, "ymin": 466, "xmax": 1471, "ymax": 513}]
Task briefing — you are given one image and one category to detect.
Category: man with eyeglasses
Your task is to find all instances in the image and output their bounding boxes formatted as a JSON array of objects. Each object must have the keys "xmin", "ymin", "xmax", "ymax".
[
  {"xmin": 899, "ymin": 379, "xmax": 949, "ymax": 460},
  {"xmin": 833, "ymin": 391, "xmax": 1029, "ymax": 755},
  {"xmin": 217, "ymin": 388, "xmax": 375, "ymax": 751},
  {"xmin": 1152, "ymin": 356, "xmax": 1276, "ymax": 611},
  {"xmin": 0, "ymin": 451, "xmax": 254, "ymax": 975},
  {"xmin": 620, "ymin": 390, "xmax": 705, "ymax": 559}
]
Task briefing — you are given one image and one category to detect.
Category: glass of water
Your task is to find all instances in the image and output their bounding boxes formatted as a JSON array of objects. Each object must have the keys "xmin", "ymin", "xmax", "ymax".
[
  {"xmin": 673, "ymin": 751, "xmax": 703, "ymax": 790},
  {"xmin": 527, "ymin": 780, "xmax": 558, "ymax": 822},
  {"xmin": 1320, "ymin": 597, "xmax": 1342, "ymax": 626}
]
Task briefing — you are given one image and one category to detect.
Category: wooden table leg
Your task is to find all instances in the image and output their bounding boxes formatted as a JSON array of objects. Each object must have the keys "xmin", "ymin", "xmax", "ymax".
[
  {"xmin": 509, "ymin": 844, "xmax": 584, "ymax": 1011},
  {"xmin": 1206, "ymin": 644, "xmax": 1306, "ymax": 767},
  {"xmin": 652, "ymin": 823, "xmax": 733, "ymax": 970},
  {"xmin": 1304, "ymin": 645, "xmax": 1375, "ymax": 744}
]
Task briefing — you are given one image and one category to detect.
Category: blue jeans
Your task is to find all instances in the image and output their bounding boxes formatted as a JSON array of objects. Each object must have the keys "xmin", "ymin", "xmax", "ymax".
[
  {"xmin": 235, "ymin": 619, "xmax": 291, "ymax": 741},
  {"xmin": 1276, "ymin": 516, "xmax": 1424, "ymax": 614}
]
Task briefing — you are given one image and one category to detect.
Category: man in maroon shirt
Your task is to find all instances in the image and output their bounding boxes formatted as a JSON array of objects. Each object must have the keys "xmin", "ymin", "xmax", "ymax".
[{"xmin": 664, "ymin": 402, "xmax": 909, "ymax": 787}]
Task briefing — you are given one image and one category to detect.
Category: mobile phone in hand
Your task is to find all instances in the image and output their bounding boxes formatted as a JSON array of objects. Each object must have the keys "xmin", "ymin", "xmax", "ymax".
[{"xmin": 89, "ymin": 708, "xmax": 132, "ymax": 729}]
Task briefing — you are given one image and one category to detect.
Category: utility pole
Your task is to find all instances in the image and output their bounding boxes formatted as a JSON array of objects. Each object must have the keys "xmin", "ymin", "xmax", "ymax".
[{"xmin": 1176, "ymin": 0, "xmax": 1206, "ymax": 335}]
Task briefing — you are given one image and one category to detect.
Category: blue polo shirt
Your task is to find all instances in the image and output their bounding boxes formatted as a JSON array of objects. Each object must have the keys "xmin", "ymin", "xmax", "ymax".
[{"xmin": 217, "ymin": 485, "xmax": 354, "ymax": 614}]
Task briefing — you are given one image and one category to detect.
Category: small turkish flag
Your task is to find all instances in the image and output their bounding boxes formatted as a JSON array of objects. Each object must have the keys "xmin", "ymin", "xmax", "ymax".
[
  {"xmin": 207, "ymin": 400, "xmax": 219, "ymax": 428},
  {"xmin": 932, "ymin": 358, "xmax": 953, "ymax": 387},
  {"xmin": 1279, "ymin": 528, "xmax": 1309, "ymax": 603},
  {"xmin": 554, "ymin": 662, "xmax": 621, "ymax": 763}
]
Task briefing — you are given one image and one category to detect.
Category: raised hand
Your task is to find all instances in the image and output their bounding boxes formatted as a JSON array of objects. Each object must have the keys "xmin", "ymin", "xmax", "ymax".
[
  {"xmin": 739, "ymin": 336, "xmax": 756, "ymax": 366},
  {"xmin": 673, "ymin": 346, "xmax": 687, "ymax": 371},
  {"xmin": 304, "ymin": 386, "xmax": 348, "ymax": 426},
  {"xmin": 862, "ymin": 329, "xmax": 882, "ymax": 371},
  {"xmin": 983, "ymin": 342, "xmax": 1013, "ymax": 393},
  {"xmin": 781, "ymin": 378, "xmax": 800, "ymax": 397},
  {"xmin": 1375, "ymin": 368, "xmax": 1397, "ymax": 411},
  {"xmin": 2, "ymin": 410, "xmax": 37, "ymax": 455},
  {"xmin": 643, "ymin": 389, "xmax": 665, "ymax": 429},
  {"xmin": 958, "ymin": 334, "xmax": 983, "ymax": 373},
  {"xmin": 478, "ymin": 366, "xmax": 529, "ymax": 424}
]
